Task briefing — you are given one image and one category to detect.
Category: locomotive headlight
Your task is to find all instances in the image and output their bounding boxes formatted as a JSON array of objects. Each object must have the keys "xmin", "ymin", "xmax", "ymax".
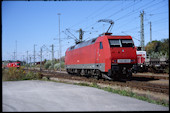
[{"xmin": 112, "ymin": 60, "xmax": 117, "ymax": 63}]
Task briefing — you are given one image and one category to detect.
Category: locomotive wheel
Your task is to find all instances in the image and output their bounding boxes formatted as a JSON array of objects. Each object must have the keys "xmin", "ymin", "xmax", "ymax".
[
  {"xmin": 66, "ymin": 69, "xmax": 71, "ymax": 74},
  {"xmin": 126, "ymin": 70, "xmax": 132, "ymax": 81},
  {"xmin": 109, "ymin": 71, "xmax": 119, "ymax": 81},
  {"xmin": 76, "ymin": 69, "xmax": 81, "ymax": 76},
  {"xmin": 95, "ymin": 70, "xmax": 102, "ymax": 80}
]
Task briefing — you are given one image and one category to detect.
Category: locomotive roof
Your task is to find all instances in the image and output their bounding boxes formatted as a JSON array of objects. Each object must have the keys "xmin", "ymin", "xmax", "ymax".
[
  {"xmin": 68, "ymin": 37, "xmax": 97, "ymax": 51},
  {"xmin": 106, "ymin": 35, "xmax": 132, "ymax": 39},
  {"xmin": 68, "ymin": 35, "xmax": 132, "ymax": 51}
]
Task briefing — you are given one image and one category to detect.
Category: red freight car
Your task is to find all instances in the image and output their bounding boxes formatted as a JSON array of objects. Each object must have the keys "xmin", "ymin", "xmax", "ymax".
[
  {"xmin": 7, "ymin": 62, "xmax": 21, "ymax": 68},
  {"xmin": 65, "ymin": 33, "xmax": 137, "ymax": 80}
]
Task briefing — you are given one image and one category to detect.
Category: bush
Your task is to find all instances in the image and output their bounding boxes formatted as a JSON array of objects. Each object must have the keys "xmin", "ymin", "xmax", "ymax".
[
  {"xmin": 54, "ymin": 63, "xmax": 60, "ymax": 70},
  {"xmin": 54, "ymin": 62, "xmax": 65, "ymax": 70},
  {"xmin": 2, "ymin": 67, "xmax": 26, "ymax": 81},
  {"xmin": 23, "ymin": 71, "xmax": 41, "ymax": 80},
  {"xmin": 44, "ymin": 60, "xmax": 52, "ymax": 69},
  {"xmin": 61, "ymin": 62, "xmax": 65, "ymax": 68},
  {"xmin": 2, "ymin": 67, "xmax": 41, "ymax": 81}
]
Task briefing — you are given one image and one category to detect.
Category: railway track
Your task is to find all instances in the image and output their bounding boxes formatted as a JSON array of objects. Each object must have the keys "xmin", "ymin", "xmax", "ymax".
[
  {"xmin": 25, "ymin": 69, "xmax": 169, "ymax": 95},
  {"xmin": 132, "ymin": 73, "xmax": 169, "ymax": 80}
]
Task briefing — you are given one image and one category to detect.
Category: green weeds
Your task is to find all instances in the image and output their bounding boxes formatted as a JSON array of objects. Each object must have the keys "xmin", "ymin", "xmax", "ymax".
[{"xmin": 2, "ymin": 67, "xmax": 41, "ymax": 81}]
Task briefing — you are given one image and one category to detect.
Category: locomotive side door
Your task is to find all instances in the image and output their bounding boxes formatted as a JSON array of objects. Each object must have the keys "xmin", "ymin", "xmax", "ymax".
[
  {"xmin": 95, "ymin": 42, "xmax": 103, "ymax": 64},
  {"xmin": 95, "ymin": 42, "xmax": 99, "ymax": 64}
]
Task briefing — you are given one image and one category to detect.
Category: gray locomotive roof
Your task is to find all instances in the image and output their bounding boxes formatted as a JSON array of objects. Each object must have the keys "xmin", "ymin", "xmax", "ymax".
[{"xmin": 68, "ymin": 37, "xmax": 97, "ymax": 51}]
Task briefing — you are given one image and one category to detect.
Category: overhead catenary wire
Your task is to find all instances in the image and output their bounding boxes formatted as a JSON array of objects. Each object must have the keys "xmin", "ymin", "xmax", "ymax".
[
  {"xmin": 68, "ymin": 1, "xmax": 112, "ymax": 29},
  {"xmin": 83, "ymin": 0, "xmax": 165, "ymax": 34},
  {"xmin": 116, "ymin": 14, "xmax": 167, "ymax": 35},
  {"xmin": 53, "ymin": 1, "xmax": 168, "ymax": 59},
  {"xmin": 88, "ymin": 1, "xmax": 123, "ymax": 20},
  {"xmin": 82, "ymin": 2, "xmax": 144, "ymax": 35},
  {"xmin": 63, "ymin": 0, "xmax": 167, "ymax": 47},
  {"xmin": 69, "ymin": 0, "xmax": 137, "ymax": 33},
  {"xmin": 92, "ymin": 0, "xmax": 155, "ymax": 32},
  {"xmin": 111, "ymin": 0, "xmax": 165, "ymax": 27}
]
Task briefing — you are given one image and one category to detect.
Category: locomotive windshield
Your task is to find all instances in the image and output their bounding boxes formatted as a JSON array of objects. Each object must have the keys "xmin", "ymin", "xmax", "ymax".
[
  {"xmin": 121, "ymin": 39, "xmax": 134, "ymax": 47},
  {"xmin": 109, "ymin": 39, "xmax": 120, "ymax": 47},
  {"xmin": 109, "ymin": 39, "xmax": 134, "ymax": 47}
]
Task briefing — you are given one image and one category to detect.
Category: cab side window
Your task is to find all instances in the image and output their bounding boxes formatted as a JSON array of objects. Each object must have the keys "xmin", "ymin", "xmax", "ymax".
[{"xmin": 100, "ymin": 42, "xmax": 103, "ymax": 49}]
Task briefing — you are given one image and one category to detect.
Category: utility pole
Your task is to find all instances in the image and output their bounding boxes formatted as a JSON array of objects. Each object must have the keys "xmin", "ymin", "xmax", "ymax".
[
  {"xmin": 33, "ymin": 44, "xmax": 37, "ymax": 69},
  {"xmin": 34, "ymin": 44, "xmax": 36, "ymax": 65},
  {"xmin": 58, "ymin": 13, "xmax": 61, "ymax": 72},
  {"xmin": 26, "ymin": 51, "xmax": 28, "ymax": 70},
  {"xmin": 30, "ymin": 56, "xmax": 31, "ymax": 69},
  {"xmin": 22, "ymin": 55, "xmax": 25, "ymax": 65},
  {"xmin": 140, "ymin": 11, "xmax": 145, "ymax": 51},
  {"xmin": 13, "ymin": 51, "xmax": 16, "ymax": 61},
  {"xmin": 50, "ymin": 44, "xmax": 54, "ymax": 70},
  {"xmin": 40, "ymin": 47, "xmax": 42, "ymax": 72},
  {"xmin": 150, "ymin": 21, "xmax": 152, "ymax": 42},
  {"xmin": 15, "ymin": 40, "xmax": 17, "ymax": 61}
]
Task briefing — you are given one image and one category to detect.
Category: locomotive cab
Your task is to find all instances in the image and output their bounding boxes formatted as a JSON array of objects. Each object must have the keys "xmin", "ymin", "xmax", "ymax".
[{"xmin": 107, "ymin": 35, "xmax": 137, "ymax": 79}]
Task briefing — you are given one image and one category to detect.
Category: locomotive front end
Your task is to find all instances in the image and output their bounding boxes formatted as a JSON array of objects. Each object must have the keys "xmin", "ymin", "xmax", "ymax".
[{"xmin": 107, "ymin": 36, "xmax": 137, "ymax": 79}]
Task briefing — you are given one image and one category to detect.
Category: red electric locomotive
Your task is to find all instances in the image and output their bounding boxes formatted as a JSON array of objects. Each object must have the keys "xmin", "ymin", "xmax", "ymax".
[
  {"xmin": 65, "ymin": 33, "xmax": 137, "ymax": 80},
  {"xmin": 7, "ymin": 62, "xmax": 21, "ymax": 68}
]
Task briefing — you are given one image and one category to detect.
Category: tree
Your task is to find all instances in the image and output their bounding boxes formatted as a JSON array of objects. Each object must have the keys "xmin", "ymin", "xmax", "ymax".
[
  {"xmin": 160, "ymin": 38, "xmax": 169, "ymax": 57},
  {"xmin": 44, "ymin": 59, "xmax": 47, "ymax": 64},
  {"xmin": 145, "ymin": 40, "xmax": 162, "ymax": 55},
  {"xmin": 145, "ymin": 38, "xmax": 169, "ymax": 58}
]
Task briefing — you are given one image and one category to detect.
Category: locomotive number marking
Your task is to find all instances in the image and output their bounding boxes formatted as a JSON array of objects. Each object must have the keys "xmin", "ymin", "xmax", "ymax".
[{"xmin": 117, "ymin": 59, "xmax": 131, "ymax": 63}]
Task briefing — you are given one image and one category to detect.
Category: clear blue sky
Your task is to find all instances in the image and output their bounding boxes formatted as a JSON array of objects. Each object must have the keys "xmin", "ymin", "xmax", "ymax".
[{"xmin": 2, "ymin": 0, "xmax": 169, "ymax": 62}]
